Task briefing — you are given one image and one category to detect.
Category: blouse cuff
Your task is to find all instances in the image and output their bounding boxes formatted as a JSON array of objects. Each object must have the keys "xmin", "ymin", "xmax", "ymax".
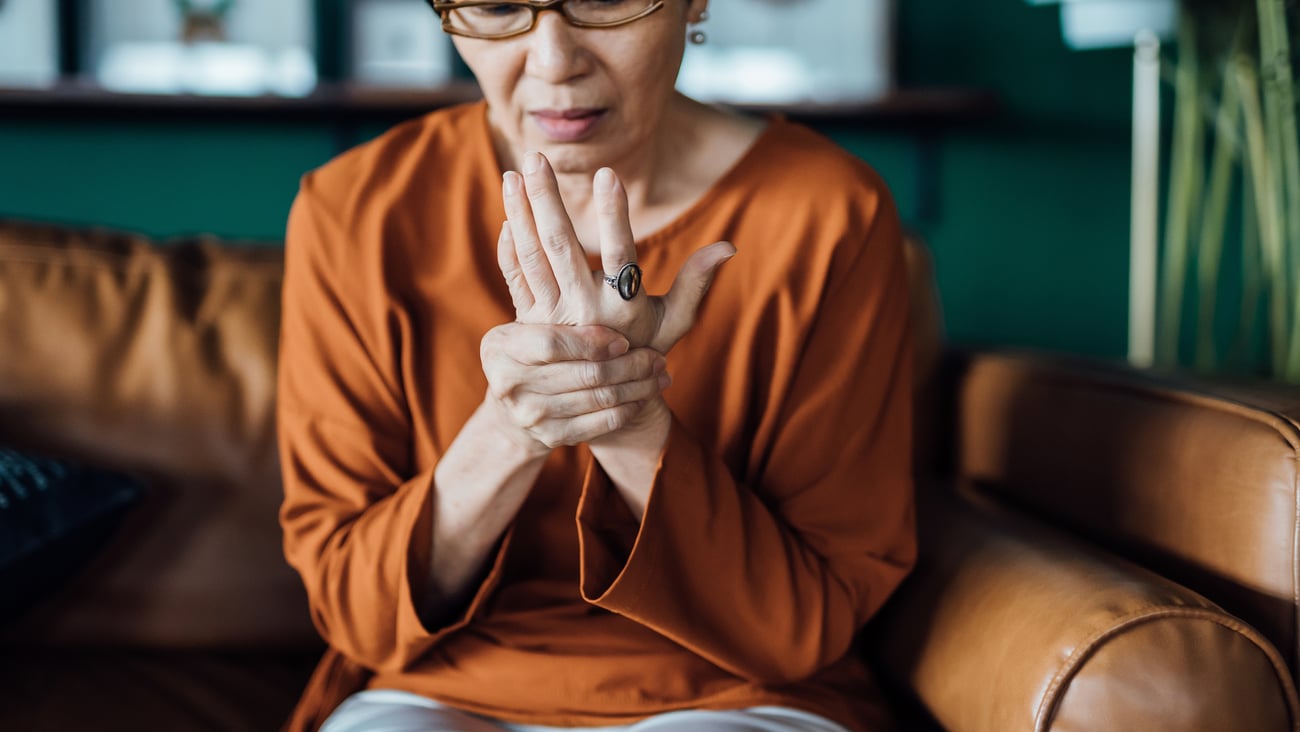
[
  {"xmin": 576, "ymin": 418, "xmax": 702, "ymax": 610},
  {"xmin": 401, "ymin": 468, "xmax": 516, "ymax": 646}
]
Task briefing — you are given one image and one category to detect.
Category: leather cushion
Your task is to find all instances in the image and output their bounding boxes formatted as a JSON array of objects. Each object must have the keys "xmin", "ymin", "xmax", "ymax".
[
  {"xmin": 0, "ymin": 649, "xmax": 318, "ymax": 731},
  {"xmin": 873, "ymin": 484, "xmax": 1299, "ymax": 732},
  {"xmin": 0, "ymin": 446, "xmax": 141, "ymax": 622}
]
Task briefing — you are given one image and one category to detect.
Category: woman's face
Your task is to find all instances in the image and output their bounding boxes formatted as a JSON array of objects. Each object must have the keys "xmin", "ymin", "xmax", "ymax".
[{"xmin": 451, "ymin": 0, "xmax": 707, "ymax": 175}]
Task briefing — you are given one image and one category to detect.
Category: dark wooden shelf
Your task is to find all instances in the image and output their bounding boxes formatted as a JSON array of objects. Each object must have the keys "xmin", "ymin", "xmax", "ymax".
[
  {"xmin": 0, "ymin": 79, "xmax": 999, "ymax": 127},
  {"xmin": 0, "ymin": 79, "xmax": 483, "ymax": 121}
]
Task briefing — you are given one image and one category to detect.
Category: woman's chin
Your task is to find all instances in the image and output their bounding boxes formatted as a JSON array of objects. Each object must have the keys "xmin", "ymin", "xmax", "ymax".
[{"xmin": 534, "ymin": 145, "xmax": 613, "ymax": 177}]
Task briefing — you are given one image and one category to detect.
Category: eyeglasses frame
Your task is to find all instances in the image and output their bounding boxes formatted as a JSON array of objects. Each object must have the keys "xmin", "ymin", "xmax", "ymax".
[{"xmin": 428, "ymin": 0, "xmax": 667, "ymax": 40}]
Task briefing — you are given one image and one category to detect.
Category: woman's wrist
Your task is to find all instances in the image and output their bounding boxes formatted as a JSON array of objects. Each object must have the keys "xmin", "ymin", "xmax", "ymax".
[
  {"xmin": 424, "ymin": 396, "xmax": 551, "ymax": 610},
  {"xmin": 587, "ymin": 398, "xmax": 673, "ymax": 521},
  {"xmin": 590, "ymin": 397, "xmax": 672, "ymax": 452},
  {"xmin": 478, "ymin": 395, "xmax": 553, "ymax": 462}
]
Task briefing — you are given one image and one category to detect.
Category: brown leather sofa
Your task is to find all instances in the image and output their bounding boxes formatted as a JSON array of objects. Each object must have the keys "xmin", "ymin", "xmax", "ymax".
[{"xmin": 1, "ymin": 218, "xmax": 1297, "ymax": 731}]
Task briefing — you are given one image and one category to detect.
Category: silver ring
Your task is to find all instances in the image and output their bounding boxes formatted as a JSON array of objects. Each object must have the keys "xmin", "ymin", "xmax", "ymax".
[{"xmin": 603, "ymin": 263, "xmax": 642, "ymax": 301}]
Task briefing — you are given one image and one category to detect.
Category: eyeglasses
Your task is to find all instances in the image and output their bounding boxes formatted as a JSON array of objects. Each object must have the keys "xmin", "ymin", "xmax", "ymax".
[{"xmin": 429, "ymin": 0, "xmax": 666, "ymax": 40}]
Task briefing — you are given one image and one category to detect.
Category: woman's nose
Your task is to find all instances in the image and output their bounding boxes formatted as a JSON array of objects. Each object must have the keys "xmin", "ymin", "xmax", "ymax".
[{"xmin": 523, "ymin": 11, "xmax": 591, "ymax": 83}]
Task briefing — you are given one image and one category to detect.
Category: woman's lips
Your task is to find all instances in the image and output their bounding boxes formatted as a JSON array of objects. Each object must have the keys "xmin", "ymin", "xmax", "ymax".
[{"xmin": 530, "ymin": 109, "xmax": 607, "ymax": 142}]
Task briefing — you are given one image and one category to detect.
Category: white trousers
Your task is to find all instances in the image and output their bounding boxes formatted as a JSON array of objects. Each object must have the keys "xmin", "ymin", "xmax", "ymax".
[{"xmin": 321, "ymin": 689, "xmax": 852, "ymax": 732}]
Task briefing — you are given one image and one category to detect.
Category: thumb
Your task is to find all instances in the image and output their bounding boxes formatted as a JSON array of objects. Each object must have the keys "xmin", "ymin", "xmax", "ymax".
[{"xmin": 659, "ymin": 241, "xmax": 737, "ymax": 349}]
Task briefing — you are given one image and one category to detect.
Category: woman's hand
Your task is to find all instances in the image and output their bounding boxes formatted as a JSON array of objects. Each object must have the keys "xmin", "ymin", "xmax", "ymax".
[
  {"xmin": 498, "ymin": 152, "xmax": 735, "ymax": 354},
  {"xmin": 480, "ymin": 321, "xmax": 671, "ymax": 454}
]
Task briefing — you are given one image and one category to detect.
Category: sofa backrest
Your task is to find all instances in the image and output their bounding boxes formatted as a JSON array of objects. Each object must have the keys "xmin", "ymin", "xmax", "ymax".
[
  {"xmin": 0, "ymin": 218, "xmax": 945, "ymax": 650},
  {"xmin": 0, "ymin": 220, "xmax": 315, "ymax": 649}
]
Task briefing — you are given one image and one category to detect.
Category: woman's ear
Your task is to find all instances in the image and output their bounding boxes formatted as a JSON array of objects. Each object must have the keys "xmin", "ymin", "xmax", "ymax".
[{"xmin": 686, "ymin": 0, "xmax": 709, "ymax": 23}]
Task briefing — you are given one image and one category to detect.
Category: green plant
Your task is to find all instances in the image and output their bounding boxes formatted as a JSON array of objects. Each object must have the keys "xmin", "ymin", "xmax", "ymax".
[{"xmin": 1157, "ymin": 0, "xmax": 1299, "ymax": 379}]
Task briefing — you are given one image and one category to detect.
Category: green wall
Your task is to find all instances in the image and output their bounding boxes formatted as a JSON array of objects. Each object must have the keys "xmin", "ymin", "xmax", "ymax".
[
  {"xmin": 883, "ymin": 0, "xmax": 1135, "ymax": 358},
  {"xmin": 0, "ymin": 0, "xmax": 1138, "ymax": 358}
]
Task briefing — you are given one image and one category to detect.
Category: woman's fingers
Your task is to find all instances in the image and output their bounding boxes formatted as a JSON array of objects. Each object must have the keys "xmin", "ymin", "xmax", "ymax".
[
  {"xmin": 657, "ymin": 241, "xmax": 738, "ymax": 350},
  {"xmin": 503, "ymin": 170, "xmax": 562, "ymax": 311},
  {"xmin": 485, "ymin": 322, "xmax": 628, "ymax": 367},
  {"xmin": 522, "ymin": 371, "xmax": 669, "ymax": 423},
  {"xmin": 537, "ymin": 403, "xmax": 646, "ymax": 449},
  {"xmin": 496, "ymin": 222, "xmax": 534, "ymax": 314},
  {"xmin": 520, "ymin": 152, "xmax": 591, "ymax": 299},
  {"xmin": 498, "ymin": 158, "xmax": 731, "ymax": 359},
  {"xmin": 594, "ymin": 167, "xmax": 639, "ymax": 290},
  {"xmin": 526, "ymin": 348, "xmax": 665, "ymax": 395},
  {"xmin": 481, "ymin": 325, "xmax": 670, "ymax": 448}
]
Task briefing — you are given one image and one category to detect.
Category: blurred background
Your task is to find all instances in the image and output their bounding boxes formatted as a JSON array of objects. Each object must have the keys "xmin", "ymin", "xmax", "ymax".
[{"xmin": 0, "ymin": 0, "xmax": 1166, "ymax": 361}]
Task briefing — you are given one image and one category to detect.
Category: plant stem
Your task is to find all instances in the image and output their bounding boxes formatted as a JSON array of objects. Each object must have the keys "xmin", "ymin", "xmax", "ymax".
[
  {"xmin": 1159, "ymin": 15, "xmax": 1204, "ymax": 367},
  {"xmin": 1237, "ymin": 60, "xmax": 1289, "ymax": 375},
  {"xmin": 1234, "ymin": 166, "xmax": 1263, "ymax": 373},
  {"xmin": 1196, "ymin": 66, "xmax": 1244, "ymax": 371},
  {"xmin": 1257, "ymin": 0, "xmax": 1300, "ymax": 379}
]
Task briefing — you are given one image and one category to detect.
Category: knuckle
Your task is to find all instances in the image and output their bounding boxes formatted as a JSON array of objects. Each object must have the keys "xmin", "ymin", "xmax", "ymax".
[
  {"xmin": 480, "ymin": 343, "xmax": 501, "ymax": 368},
  {"xmin": 540, "ymin": 230, "xmax": 571, "ymax": 255},
  {"xmin": 633, "ymin": 378, "xmax": 656, "ymax": 400},
  {"xmin": 565, "ymin": 333, "xmax": 595, "ymax": 362},
  {"xmin": 592, "ymin": 386, "xmax": 617, "ymax": 410},
  {"xmin": 518, "ymin": 246, "xmax": 549, "ymax": 272},
  {"xmin": 485, "ymin": 380, "xmax": 510, "ymax": 402},
  {"xmin": 547, "ymin": 424, "xmax": 576, "ymax": 449},
  {"xmin": 480, "ymin": 326, "xmax": 504, "ymax": 352},
  {"xmin": 637, "ymin": 350, "xmax": 658, "ymax": 375},
  {"xmin": 513, "ymin": 402, "xmax": 545, "ymax": 429},
  {"xmin": 506, "ymin": 271, "xmax": 529, "ymax": 294},
  {"xmin": 579, "ymin": 361, "xmax": 602, "ymax": 389},
  {"xmin": 533, "ymin": 288, "xmax": 560, "ymax": 312},
  {"xmin": 526, "ymin": 182, "xmax": 556, "ymax": 204},
  {"xmin": 540, "ymin": 336, "xmax": 565, "ymax": 363}
]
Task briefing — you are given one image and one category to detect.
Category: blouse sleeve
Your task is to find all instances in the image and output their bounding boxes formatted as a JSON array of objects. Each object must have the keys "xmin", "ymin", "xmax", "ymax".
[
  {"xmin": 576, "ymin": 195, "xmax": 916, "ymax": 684},
  {"xmin": 277, "ymin": 179, "xmax": 511, "ymax": 674}
]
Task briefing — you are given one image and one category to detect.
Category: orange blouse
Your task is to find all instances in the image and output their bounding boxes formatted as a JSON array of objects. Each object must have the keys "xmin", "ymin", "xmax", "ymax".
[{"xmin": 277, "ymin": 102, "xmax": 915, "ymax": 732}]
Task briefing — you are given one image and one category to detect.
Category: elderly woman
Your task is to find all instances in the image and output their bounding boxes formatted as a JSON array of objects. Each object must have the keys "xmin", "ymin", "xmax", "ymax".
[{"xmin": 277, "ymin": 1, "xmax": 916, "ymax": 730}]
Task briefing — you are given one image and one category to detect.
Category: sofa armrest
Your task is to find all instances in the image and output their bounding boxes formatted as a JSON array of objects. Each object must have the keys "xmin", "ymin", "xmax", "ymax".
[
  {"xmin": 940, "ymin": 349, "xmax": 1300, "ymax": 672},
  {"xmin": 871, "ymin": 485, "xmax": 1298, "ymax": 732}
]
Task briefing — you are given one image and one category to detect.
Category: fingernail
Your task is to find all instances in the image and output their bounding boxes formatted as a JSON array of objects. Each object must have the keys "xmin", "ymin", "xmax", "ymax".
[
  {"xmin": 523, "ymin": 151, "xmax": 542, "ymax": 175},
  {"xmin": 503, "ymin": 172, "xmax": 520, "ymax": 195},
  {"xmin": 608, "ymin": 338, "xmax": 629, "ymax": 357},
  {"xmin": 652, "ymin": 356, "xmax": 667, "ymax": 373},
  {"xmin": 658, "ymin": 373, "xmax": 672, "ymax": 390},
  {"xmin": 595, "ymin": 168, "xmax": 615, "ymax": 193}
]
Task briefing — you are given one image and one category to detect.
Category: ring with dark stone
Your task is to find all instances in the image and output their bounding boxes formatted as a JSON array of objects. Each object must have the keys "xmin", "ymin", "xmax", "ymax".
[{"xmin": 603, "ymin": 263, "xmax": 642, "ymax": 301}]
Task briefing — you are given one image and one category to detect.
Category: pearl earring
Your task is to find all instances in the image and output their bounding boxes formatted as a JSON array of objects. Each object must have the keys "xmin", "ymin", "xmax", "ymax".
[{"xmin": 689, "ymin": 10, "xmax": 709, "ymax": 45}]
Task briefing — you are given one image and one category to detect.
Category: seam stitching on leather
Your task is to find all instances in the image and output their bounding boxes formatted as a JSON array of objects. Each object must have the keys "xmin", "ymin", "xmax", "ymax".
[{"xmin": 1033, "ymin": 607, "xmax": 1300, "ymax": 731}]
